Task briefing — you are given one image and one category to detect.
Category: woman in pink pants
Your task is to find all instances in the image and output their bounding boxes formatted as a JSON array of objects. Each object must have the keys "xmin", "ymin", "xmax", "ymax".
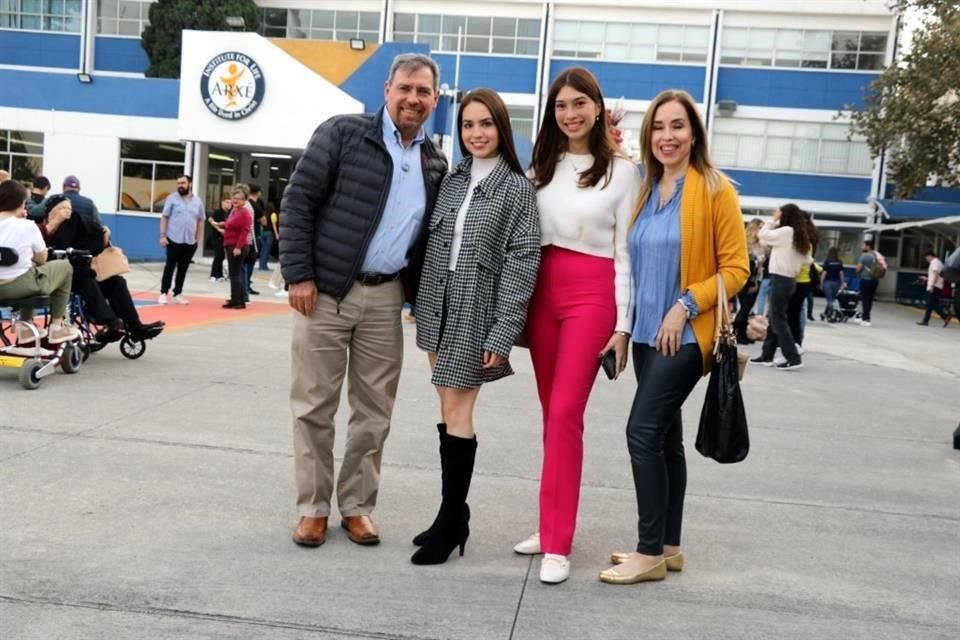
[{"xmin": 514, "ymin": 67, "xmax": 640, "ymax": 584}]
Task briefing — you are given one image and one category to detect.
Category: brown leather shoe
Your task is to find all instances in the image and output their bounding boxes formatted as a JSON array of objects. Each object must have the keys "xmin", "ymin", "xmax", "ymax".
[
  {"xmin": 292, "ymin": 516, "xmax": 328, "ymax": 547},
  {"xmin": 340, "ymin": 515, "xmax": 380, "ymax": 545}
]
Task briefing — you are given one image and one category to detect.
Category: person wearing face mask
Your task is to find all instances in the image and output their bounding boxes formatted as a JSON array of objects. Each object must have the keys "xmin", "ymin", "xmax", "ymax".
[
  {"xmin": 158, "ymin": 174, "xmax": 205, "ymax": 305},
  {"xmin": 409, "ymin": 89, "xmax": 540, "ymax": 565},
  {"xmin": 281, "ymin": 53, "xmax": 447, "ymax": 550},
  {"xmin": 601, "ymin": 89, "xmax": 748, "ymax": 585},
  {"xmin": 511, "ymin": 67, "xmax": 640, "ymax": 585}
]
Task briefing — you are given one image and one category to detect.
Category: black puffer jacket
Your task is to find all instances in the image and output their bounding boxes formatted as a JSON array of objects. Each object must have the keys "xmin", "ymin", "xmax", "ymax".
[{"xmin": 279, "ymin": 107, "xmax": 447, "ymax": 302}]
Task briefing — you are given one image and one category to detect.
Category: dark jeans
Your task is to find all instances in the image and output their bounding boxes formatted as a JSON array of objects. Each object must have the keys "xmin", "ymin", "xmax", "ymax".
[
  {"xmin": 226, "ymin": 246, "xmax": 249, "ymax": 304},
  {"xmin": 161, "ymin": 240, "xmax": 197, "ymax": 296},
  {"xmin": 859, "ymin": 278, "xmax": 878, "ymax": 321},
  {"xmin": 922, "ymin": 288, "xmax": 948, "ymax": 323},
  {"xmin": 733, "ymin": 284, "xmax": 759, "ymax": 340},
  {"xmin": 210, "ymin": 237, "xmax": 225, "ymax": 279},
  {"xmin": 626, "ymin": 343, "xmax": 702, "ymax": 555},
  {"xmin": 761, "ymin": 274, "xmax": 800, "ymax": 363},
  {"xmin": 258, "ymin": 232, "xmax": 274, "ymax": 270},
  {"xmin": 788, "ymin": 281, "xmax": 810, "ymax": 346}
]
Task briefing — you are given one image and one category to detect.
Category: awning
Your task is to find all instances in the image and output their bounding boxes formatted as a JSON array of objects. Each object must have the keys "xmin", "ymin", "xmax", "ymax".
[
  {"xmin": 874, "ymin": 199, "xmax": 960, "ymax": 220},
  {"xmin": 866, "ymin": 215, "xmax": 960, "ymax": 232}
]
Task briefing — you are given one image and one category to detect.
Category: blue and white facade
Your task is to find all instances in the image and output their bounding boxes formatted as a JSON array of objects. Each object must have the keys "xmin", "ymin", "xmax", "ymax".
[{"xmin": 1, "ymin": 0, "xmax": 898, "ymax": 266}]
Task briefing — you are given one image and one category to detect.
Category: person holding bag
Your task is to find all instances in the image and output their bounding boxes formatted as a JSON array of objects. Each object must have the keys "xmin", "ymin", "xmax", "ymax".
[
  {"xmin": 410, "ymin": 88, "xmax": 540, "ymax": 566},
  {"xmin": 599, "ymin": 89, "xmax": 748, "ymax": 585},
  {"xmin": 511, "ymin": 67, "xmax": 640, "ymax": 585}
]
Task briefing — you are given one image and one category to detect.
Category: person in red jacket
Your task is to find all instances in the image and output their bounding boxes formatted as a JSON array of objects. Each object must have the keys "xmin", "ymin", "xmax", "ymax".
[{"xmin": 222, "ymin": 189, "xmax": 253, "ymax": 309}]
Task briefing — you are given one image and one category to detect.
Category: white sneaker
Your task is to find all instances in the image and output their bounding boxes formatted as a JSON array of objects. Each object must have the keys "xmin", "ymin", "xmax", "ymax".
[
  {"xmin": 513, "ymin": 532, "xmax": 542, "ymax": 555},
  {"xmin": 773, "ymin": 357, "xmax": 786, "ymax": 366},
  {"xmin": 158, "ymin": 293, "xmax": 170, "ymax": 304},
  {"xmin": 859, "ymin": 319, "xmax": 872, "ymax": 326},
  {"xmin": 795, "ymin": 344, "xmax": 805, "ymax": 355},
  {"xmin": 539, "ymin": 554, "xmax": 570, "ymax": 584},
  {"xmin": 208, "ymin": 276, "xmax": 217, "ymax": 282},
  {"xmin": 274, "ymin": 290, "xmax": 288, "ymax": 298},
  {"xmin": 171, "ymin": 295, "xmax": 190, "ymax": 305}
]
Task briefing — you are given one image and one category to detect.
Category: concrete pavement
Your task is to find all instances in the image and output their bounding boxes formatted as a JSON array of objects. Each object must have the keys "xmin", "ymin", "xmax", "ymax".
[{"xmin": 1, "ymin": 261, "xmax": 958, "ymax": 640}]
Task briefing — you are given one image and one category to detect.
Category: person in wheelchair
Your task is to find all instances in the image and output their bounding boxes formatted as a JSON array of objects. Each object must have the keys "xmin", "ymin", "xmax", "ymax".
[
  {"xmin": 0, "ymin": 181, "xmax": 80, "ymax": 344},
  {"xmin": 41, "ymin": 194, "xmax": 164, "ymax": 343}
]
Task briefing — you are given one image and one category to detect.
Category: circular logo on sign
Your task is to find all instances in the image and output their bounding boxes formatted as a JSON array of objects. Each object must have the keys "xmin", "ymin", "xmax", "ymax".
[{"xmin": 200, "ymin": 51, "xmax": 265, "ymax": 120}]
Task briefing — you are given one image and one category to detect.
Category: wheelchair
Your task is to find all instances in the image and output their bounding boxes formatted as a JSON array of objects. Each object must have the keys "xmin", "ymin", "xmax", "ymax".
[
  {"xmin": 60, "ymin": 249, "xmax": 157, "ymax": 361},
  {"xmin": 70, "ymin": 292, "xmax": 148, "ymax": 360},
  {"xmin": 0, "ymin": 248, "xmax": 83, "ymax": 389}
]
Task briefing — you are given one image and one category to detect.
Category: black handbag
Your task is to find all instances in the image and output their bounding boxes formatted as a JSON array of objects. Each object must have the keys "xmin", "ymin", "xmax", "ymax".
[{"xmin": 696, "ymin": 275, "xmax": 750, "ymax": 464}]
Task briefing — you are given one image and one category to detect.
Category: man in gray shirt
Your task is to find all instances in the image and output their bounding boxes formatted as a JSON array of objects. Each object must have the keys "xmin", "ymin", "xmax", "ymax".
[
  {"xmin": 159, "ymin": 174, "xmax": 205, "ymax": 304},
  {"xmin": 856, "ymin": 240, "xmax": 880, "ymax": 326}
]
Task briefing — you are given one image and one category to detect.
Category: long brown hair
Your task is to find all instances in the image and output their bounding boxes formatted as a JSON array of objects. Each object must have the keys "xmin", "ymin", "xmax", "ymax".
[
  {"xmin": 530, "ymin": 67, "xmax": 618, "ymax": 190},
  {"xmin": 457, "ymin": 88, "xmax": 524, "ymax": 176},
  {"xmin": 779, "ymin": 203, "xmax": 813, "ymax": 255},
  {"xmin": 635, "ymin": 89, "xmax": 725, "ymax": 220}
]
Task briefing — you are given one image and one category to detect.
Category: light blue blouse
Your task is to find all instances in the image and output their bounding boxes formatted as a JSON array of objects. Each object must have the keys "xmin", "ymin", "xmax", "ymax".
[{"xmin": 629, "ymin": 178, "xmax": 697, "ymax": 347}]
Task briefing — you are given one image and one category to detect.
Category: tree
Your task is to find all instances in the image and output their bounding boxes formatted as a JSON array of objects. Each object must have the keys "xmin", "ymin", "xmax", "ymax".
[
  {"xmin": 849, "ymin": 0, "xmax": 960, "ymax": 198},
  {"xmin": 141, "ymin": 0, "xmax": 260, "ymax": 79}
]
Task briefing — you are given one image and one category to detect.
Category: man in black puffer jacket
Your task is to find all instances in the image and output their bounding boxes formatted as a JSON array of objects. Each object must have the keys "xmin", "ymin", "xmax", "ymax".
[{"xmin": 281, "ymin": 53, "xmax": 447, "ymax": 549}]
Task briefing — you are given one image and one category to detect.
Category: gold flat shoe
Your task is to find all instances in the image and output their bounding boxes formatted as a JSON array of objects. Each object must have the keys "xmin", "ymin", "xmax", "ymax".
[
  {"xmin": 609, "ymin": 551, "xmax": 684, "ymax": 572},
  {"xmin": 599, "ymin": 559, "xmax": 667, "ymax": 585}
]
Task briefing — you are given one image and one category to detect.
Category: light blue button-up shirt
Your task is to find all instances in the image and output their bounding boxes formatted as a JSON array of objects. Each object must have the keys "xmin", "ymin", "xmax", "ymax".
[
  {"xmin": 360, "ymin": 113, "xmax": 428, "ymax": 273},
  {"xmin": 629, "ymin": 177, "xmax": 697, "ymax": 347},
  {"xmin": 161, "ymin": 192, "xmax": 206, "ymax": 245}
]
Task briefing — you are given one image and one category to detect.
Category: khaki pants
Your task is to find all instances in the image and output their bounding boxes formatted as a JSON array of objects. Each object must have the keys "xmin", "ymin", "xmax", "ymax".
[
  {"xmin": 291, "ymin": 279, "xmax": 404, "ymax": 518},
  {"xmin": 0, "ymin": 261, "xmax": 73, "ymax": 320}
]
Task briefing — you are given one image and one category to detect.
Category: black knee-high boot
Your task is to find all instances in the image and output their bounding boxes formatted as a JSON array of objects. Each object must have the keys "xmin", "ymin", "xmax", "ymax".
[
  {"xmin": 413, "ymin": 423, "xmax": 471, "ymax": 546},
  {"xmin": 411, "ymin": 434, "xmax": 476, "ymax": 565}
]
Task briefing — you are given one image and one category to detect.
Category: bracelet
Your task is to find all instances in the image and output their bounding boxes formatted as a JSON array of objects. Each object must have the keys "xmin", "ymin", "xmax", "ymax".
[
  {"xmin": 615, "ymin": 330, "xmax": 630, "ymax": 338},
  {"xmin": 676, "ymin": 297, "xmax": 692, "ymax": 318}
]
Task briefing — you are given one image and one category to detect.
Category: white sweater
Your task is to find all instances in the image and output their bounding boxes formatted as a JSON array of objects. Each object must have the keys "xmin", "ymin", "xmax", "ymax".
[
  {"xmin": 758, "ymin": 222, "xmax": 812, "ymax": 278},
  {"xmin": 536, "ymin": 153, "xmax": 641, "ymax": 333}
]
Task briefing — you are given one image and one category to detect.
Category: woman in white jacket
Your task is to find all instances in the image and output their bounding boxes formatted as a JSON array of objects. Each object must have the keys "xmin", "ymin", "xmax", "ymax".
[{"xmin": 750, "ymin": 203, "xmax": 813, "ymax": 370}]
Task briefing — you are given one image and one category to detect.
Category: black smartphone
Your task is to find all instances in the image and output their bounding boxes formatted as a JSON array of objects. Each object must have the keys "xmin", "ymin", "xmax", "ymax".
[{"xmin": 600, "ymin": 350, "xmax": 617, "ymax": 380}]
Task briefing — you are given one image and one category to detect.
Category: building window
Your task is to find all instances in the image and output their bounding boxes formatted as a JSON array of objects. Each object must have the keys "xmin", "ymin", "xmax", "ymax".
[
  {"xmin": 118, "ymin": 140, "xmax": 184, "ymax": 213},
  {"xmin": 0, "ymin": 129, "xmax": 44, "ymax": 184},
  {"xmin": 97, "ymin": 0, "xmax": 153, "ymax": 36},
  {"xmin": 507, "ymin": 105, "xmax": 535, "ymax": 140},
  {"xmin": 393, "ymin": 13, "xmax": 541, "ymax": 56},
  {"xmin": 553, "ymin": 20, "xmax": 708, "ymax": 63},
  {"xmin": 712, "ymin": 119, "xmax": 873, "ymax": 176},
  {"xmin": 257, "ymin": 8, "xmax": 379, "ymax": 43},
  {"xmin": 721, "ymin": 27, "xmax": 887, "ymax": 71},
  {"xmin": 0, "ymin": 0, "xmax": 83, "ymax": 32}
]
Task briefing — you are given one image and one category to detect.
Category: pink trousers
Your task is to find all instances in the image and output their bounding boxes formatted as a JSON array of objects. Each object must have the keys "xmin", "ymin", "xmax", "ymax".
[{"xmin": 527, "ymin": 246, "xmax": 616, "ymax": 555}]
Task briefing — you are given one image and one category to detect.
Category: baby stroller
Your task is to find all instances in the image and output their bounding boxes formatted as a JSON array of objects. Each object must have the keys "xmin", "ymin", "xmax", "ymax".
[{"xmin": 824, "ymin": 288, "xmax": 860, "ymax": 323}]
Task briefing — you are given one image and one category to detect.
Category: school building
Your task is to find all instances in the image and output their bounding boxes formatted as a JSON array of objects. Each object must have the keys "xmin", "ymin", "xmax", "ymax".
[{"xmin": 4, "ymin": 0, "xmax": 955, "ymax": 299}]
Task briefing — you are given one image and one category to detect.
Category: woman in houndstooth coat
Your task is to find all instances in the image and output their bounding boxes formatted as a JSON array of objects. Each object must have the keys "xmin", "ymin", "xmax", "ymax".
[{"xmin": 411, "ymin": 88, "xmax": 540, "ymax": 566}]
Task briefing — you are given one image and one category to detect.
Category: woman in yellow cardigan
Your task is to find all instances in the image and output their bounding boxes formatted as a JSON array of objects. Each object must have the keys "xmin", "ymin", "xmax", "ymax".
[{"xmin": 599, "ymin": 89, "xmax": 749, "ymax": 585}]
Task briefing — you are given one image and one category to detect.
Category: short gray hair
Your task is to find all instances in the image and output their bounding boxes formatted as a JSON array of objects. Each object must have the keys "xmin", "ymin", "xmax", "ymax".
[{"xmin": 387, "ymin": 53, "xmax": 440, "ymax": 91}]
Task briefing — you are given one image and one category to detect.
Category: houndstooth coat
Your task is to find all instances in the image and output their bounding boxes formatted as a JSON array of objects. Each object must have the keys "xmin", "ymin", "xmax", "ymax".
[{"xmin": 414, "ymin": 155, "xmax": 541, "ymax": 389}]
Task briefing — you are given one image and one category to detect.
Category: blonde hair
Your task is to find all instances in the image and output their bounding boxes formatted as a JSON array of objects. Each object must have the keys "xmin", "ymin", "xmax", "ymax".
[
  {"xmin": 745, "ymin": 218, "xmax": 764, "ymax": 253},
  {"xmin": 633, "ymin": 89, "xmax": 726, "ymax": 223}
]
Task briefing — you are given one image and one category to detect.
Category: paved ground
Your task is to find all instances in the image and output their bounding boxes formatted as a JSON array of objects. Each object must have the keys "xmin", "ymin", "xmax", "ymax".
[{"xmin": 1, "ymin": 261, "xmax": 958, "ymax": 640}]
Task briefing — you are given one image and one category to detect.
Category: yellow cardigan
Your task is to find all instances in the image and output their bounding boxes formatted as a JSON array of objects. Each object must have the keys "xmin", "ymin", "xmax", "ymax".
[{"xmin": 679, "ymin": 167, "xmax": 750, "ymax": 375}]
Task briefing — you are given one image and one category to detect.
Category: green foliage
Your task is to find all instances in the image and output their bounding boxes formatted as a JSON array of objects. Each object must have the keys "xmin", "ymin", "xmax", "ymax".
[
  {"xmin": 850, "ymin": 0, "xmax": 960, "ymax": 198},
  {"xmin": 141, "ymin": 0, "xmax": 261, "ymax": 79}
]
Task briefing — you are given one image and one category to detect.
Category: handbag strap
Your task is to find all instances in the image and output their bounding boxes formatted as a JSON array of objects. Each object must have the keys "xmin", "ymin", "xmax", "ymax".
[{"xmin": 713, "ymin": 274, "xmax": 733, "ymax": 357}]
